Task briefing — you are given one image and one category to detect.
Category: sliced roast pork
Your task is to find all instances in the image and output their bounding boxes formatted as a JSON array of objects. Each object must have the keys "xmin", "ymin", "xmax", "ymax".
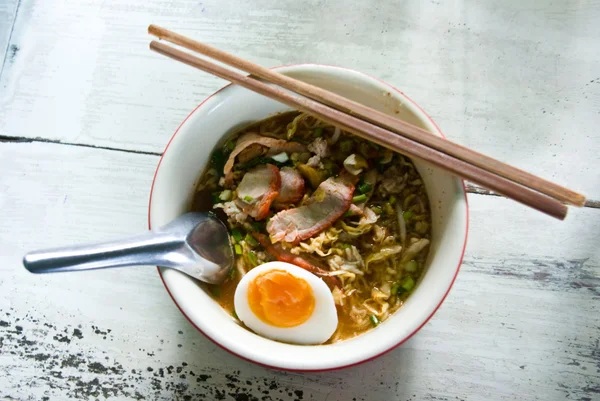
[
  {"xmin": 274, "ymin": 166, "xmax": 305, "ymax": 206},
  {"xmin": 267, "ymin": 175, "xmax": 355, "ymax": 244},
  {"xmin": 237, "ymin": 143, "xmax": 265, "ymax": 163},
  {"xmin": 223, "ymin": 132, "xmax": 306, "ymax": 180},
  {"xmin": 252, "ymin": 233, "xmax": 340, "ymax": 288},
  {"xmin": 236, "ymin": 164, "xmax": 281, "ymax": 220}
]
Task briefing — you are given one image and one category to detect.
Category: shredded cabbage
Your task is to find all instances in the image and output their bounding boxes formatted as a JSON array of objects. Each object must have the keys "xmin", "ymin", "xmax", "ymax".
[
  {"xmin": 395, "ymin": 203, "xmax": 407, "ymax": 247},
  {"xmin": 401, "ymin": 239, "xmax": 430, "ymax": 264},
  {"xmin": 365, "ymin": 245, "xmax": 403, "ymax": 269}
]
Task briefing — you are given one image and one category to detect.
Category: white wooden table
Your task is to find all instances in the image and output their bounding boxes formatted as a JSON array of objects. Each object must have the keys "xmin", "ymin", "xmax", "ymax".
[{"xmin": 1, "ymin": 1, "xmax": 599, "ymax": 400}]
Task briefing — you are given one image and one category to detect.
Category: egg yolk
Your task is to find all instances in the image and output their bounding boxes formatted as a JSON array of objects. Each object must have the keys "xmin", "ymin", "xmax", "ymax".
[{"xmin": 247, "ymin": 270, "xmax": 315, "ymax": 328}]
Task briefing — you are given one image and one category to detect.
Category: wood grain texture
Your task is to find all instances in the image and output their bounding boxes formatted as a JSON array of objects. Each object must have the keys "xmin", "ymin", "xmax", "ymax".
[
  {"xmin": 0, "ymin": 0, "xmax": 598, "ymax": 198},
  {"xmin": 1, "ymin": 141, "xmax": 598, "ymax": 400},
  {"xmin": 0, "ymin": 0, "xmax": 19, "ymax": 77}
]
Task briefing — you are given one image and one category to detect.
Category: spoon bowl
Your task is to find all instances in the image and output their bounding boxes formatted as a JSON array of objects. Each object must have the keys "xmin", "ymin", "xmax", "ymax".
[{"xmin": 23, "ymin": 212, "xmax": 233, "ymax": 284}]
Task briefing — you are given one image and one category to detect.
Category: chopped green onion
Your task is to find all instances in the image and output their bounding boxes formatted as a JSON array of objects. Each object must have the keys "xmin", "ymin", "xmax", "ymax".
[
  {"xmin": 372, "ymin": 206, "xmax": 383, "ymax": 215},
  {"xmin": 339, "ymin": 140, "xmax": 353, "ymax": 153},
  {"xmin": 389, "ymin": 195, "xmax": 397, "ymax": 205},
  {"xmin": 338, "ymin": 243, "xmax": 350, "ymax": 249},
  {"xmin": 271, "ymin": 152, "xmax": 289, "ymax": 163},
  {"xmin": 383, "ymin": 203, "xmax": 394, "ymax": 215},
  {"xmin": 358, "ymin": 183, "xmax": 372, "ymax": 194},
  {"xmin": 322, "ymin": 159, "xmax": 337, "ymax": 176},
  {"xmin": 251, "ymin": 221, "xmax": 265, "ymax": 233},
  {"xmin": 243, "ymin": 195, "xmax": 253, "ymax": 203},
  {"xmin": 228, "ymin": 268, "xmax": 236, "ymax": 279},
  {"xmin": 234, "ymin": 244, "xmax": 243, "ymax": 255},
  {"xmin": 248, "ymin": 251, "xmax": 258, "ymax": 266},
  {"xmin": 219, "ymin": 189, "xmax": 232, "ymax": 201},
  {"xmin": 390, "ymin": 282, "xmax": 400, "ymax": 295},
  {"xmin": 210, "ymin": 150, "xmax": 226, "ymax": 174},
  {"xmin": 211, "ymin": 191, "xmax": 221, "ymax": 204},
  {"xmin": 404, "ymin": 260, "xmax": 418, "ymax": 272},
  {"xmin": 231, "ymin": 310, "xmax": 238, "ymax": 319},
  {"xmin": 343, "ymin": 210, "xmax": 353, "ymax": 217},
  {"xmin": 403, "ymin": 210, "xmax": 414, "ymax": 222},
  {"xmin": 231, "ymin": 228, "xmax": 243, "ymax": 242},
  {"xmin": 415, "ymin": 221, "xmax": 429, "ymax": 234},
  {"xmin": 401, "ymin": 276, "xmax": 415, "ymax": 292},
  {"xmin": 245, "ymin": 233, "xmax": 259, "ymax": 247},
  {"xmin": 352, "ymin": 194, "xmax": 367, "ymax": 203},
  {"xmin": 314, "ymin": 127, "xmax": 323, "ymax": 137},
  {"xmin": 369, "ymin": 315, "xmax": 380, "ymax": 326}
]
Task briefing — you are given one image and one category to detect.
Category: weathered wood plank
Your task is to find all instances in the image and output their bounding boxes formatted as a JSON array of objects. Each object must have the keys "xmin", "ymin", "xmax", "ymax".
[
  {"xmin": 0, "ymin": 0, "xmax": 598, "ymax": 198},
  {"xmin": 0, "ymin": 141, "xmax": 598, "ymax": 400}
]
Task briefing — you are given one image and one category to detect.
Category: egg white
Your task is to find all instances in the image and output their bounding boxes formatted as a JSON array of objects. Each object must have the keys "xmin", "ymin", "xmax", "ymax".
[{"xmin": 234, "ymin": 261, "xmax": 338, "ymax": 345}]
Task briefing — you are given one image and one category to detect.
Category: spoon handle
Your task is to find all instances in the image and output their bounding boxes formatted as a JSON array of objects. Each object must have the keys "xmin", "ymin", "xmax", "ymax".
[{"xmin": 23, "ymin": 232, "xmax": 181, "ymax": 274}]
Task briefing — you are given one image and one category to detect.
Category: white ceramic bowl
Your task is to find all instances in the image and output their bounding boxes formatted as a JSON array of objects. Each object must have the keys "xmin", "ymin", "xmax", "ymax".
[{"xmin": 149, "ymin": 64, "xmax": 468, "ymax": 371}]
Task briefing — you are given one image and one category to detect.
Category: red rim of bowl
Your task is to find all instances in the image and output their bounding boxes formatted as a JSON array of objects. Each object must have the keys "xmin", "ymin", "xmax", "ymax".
[{"xmin": 148, "ymin": 64, "xmax": 470, "ymax": 372}]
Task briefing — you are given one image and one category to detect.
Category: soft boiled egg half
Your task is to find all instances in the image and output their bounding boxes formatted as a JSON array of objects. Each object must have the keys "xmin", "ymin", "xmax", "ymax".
[{"xmin": 234, "ymin": 261, "xmax": 338, "ymax": 345}]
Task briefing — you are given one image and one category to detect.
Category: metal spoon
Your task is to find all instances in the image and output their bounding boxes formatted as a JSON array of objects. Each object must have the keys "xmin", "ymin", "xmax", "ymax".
[{"xmin": 23, "ymin": 212, "xmax": 234, "ymax": 284}]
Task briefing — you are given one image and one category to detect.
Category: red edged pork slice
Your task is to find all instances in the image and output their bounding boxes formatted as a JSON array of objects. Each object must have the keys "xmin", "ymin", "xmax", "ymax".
[
  {"xmin": 252, "ymin": 233, "xmax": 340, "ymax": 288},
  {"xmin": 237, "ymin": 143, "xmax": 265, "ymax": 163},
  {"xmin": 267, "ymin": 175, "xmax": 355, "ymax": 244},
  {"xmin": 223, "ymin": 132, "xmax": 307, "ymax": 179},
  {"xmin": 237, "ymin": 164, "xmax": 281, "ymax": 220},
  {"xmin": 274, "ymin": 167, "xmax": 305, "ymax": 206}
]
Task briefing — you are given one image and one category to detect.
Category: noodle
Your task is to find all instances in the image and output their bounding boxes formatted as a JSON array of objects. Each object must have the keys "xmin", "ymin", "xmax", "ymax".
[{"xmin": 191, "ymin": 111, "xmax": 432, "ymax": 343}]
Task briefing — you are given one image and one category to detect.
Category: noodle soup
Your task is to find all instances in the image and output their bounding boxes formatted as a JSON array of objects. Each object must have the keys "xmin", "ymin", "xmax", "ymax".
[{"xmin": 191, "ymin": 111, "xmax": 431, "ymax": 344}]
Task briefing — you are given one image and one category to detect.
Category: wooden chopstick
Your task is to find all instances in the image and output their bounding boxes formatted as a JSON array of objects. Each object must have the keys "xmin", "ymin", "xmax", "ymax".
[
  {"xmin": 148, "ymin": 40, "xmax": 568, "ymax": 220},
  {"xmin": 148, "ymin": 24, "xmax": 585, "ymax": 208}
]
